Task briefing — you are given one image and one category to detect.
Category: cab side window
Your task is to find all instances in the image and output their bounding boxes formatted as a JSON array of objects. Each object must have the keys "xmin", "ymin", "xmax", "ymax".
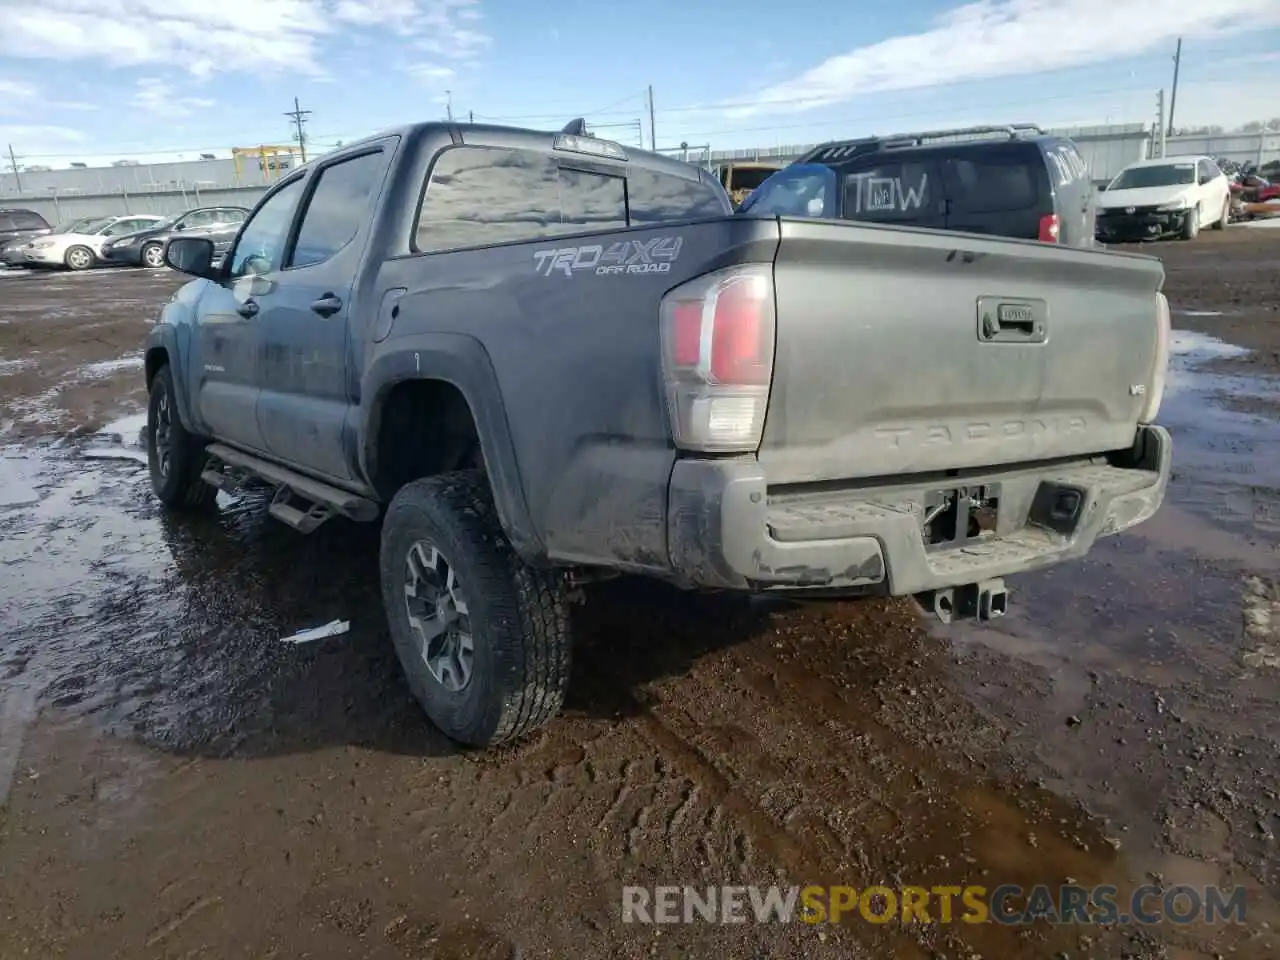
[
  {"xmin": 289, "ymin": 151, "xmax": 388, "ymax": 268},
  {"xmin": 228, "ymin": 178, "xmax": 306, "ymax": 278}
]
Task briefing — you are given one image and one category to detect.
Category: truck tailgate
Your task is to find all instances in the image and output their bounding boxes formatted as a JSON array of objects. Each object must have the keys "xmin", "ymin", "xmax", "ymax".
[{"xmin": 760, "ymin": 218, "xmax": 1165, "ymax": 482}]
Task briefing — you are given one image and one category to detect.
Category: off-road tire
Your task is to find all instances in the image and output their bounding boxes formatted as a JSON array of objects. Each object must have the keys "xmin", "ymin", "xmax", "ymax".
[
  {"xmin": 1212, "ymin": 197, "xmax": 1229, "ymax": 230},
  {"xmin": 1181, "ymin": 207, "xmax": 1200, "ymax": 240},
  {"xmin": 380, "ymin": 470, "xmax": 571, "ymax": 747},
  {"xmin": 142, "ymin": 242, "xmax": 165, "ymax": 268},
  {"xmin": 146, "ymin": 364, "xmax": 217, "ymax": 509},
  {"xmin": 64, "ymin": 245, "xmax": 94, "ymax": 270}
]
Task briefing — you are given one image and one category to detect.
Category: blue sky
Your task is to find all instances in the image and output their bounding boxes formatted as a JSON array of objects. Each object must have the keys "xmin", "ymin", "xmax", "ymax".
[{"xmin": 1, "ymin": 0, "xmax": 1279, "ymax": 168}]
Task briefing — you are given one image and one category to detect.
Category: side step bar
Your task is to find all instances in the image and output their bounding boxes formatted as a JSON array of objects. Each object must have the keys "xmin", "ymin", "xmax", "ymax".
[{"xmin": 202, "ymin": 443, "xmax": 380, "ymax": 533}]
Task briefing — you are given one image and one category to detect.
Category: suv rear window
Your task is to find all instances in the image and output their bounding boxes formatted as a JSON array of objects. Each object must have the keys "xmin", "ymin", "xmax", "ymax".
[
  {"xmin": 0, "ymin": 211, "xmax": 47, "ymax": 231},
  {"xmin": 943, "ymin": 153, "xmax": 1038, "ymax": 213},
  {"xmin": 415, "ymin": 145, "xmax": 726, "ymax": 253}
]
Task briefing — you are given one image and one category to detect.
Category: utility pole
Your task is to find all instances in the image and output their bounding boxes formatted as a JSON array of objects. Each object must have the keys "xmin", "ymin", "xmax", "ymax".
[
  {"xmin": 285, "ymin": 96, "xmax": 312, "ymax": 163},
  {"xmin": 445, "ymin": 90, "xmax": 454, "ymax": 122},
  {"xmin": 5, "ymin": 144, "xmax": 21, "ymax": 194},
  {"xmin": 647, "ymin": 85, "xmax": 657, "ymax": 151},
  {"xmin": 468, "ymin": 110, "xmax": 474, "ymax": 124},
  {"xmin": 1155, "ymin": 89, "xmax": 1167, "ymax": 159},
  {"xmin": 1167, "ymin": 38, "xmax": 1182, "ymax": 137}
]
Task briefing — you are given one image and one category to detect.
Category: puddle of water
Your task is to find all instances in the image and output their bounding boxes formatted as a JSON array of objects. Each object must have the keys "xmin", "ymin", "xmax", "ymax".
[
  {"xmin": 80, "ymin": 413, "xmax": 149, "ymax": 464},
  {"xmin": 0, "ymin": 435, "xmax": 387, "ymax": 758}
]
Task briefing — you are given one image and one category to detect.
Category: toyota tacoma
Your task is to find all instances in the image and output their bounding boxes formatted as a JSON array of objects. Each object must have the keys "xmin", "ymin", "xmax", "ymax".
[{"xmin": 143, "ymin": 118, "xmax": 1173, "ymax": 747}]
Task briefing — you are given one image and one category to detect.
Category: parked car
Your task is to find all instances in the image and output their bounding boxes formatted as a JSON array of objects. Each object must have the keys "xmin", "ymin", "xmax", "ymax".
[
  {"xmin": 2, "ymin": 214, "xmax": 102, "ymax": 267},
  {"xmin": 1095, "ymin": 156, "xmax": 1232, "ymax": 242},
  {"xmin": 23, "ymin": 214, "xmax": 167, "ymax": 270},
  {"xmin": 738, "ymin": 124, "xmax": 1097, "ymax": 247},
  {"xmin": 144, "ymin": 119, "xmax": 1172, "ymax": 747},
  {"xmin": 100, "ymin": 206, "xmax": 249, "ymax": 268},
  {"xmin": 713, "ymin": 162, "xmax": 783, "ymax": 207},
  {"xmin": 0, "ymin": 207, "xmax": 51, "ymax": 250}
]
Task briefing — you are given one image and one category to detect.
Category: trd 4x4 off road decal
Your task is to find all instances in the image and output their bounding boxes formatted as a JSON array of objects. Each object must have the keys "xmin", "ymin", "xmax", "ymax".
[{"xmin": 533, "ymin": 237, "xmax": 683, "ymax": 278}]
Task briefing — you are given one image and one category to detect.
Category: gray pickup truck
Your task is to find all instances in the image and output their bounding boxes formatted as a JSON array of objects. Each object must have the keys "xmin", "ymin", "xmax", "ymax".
[{"xmin": 145, "ymin": 119, "xmax": 1173, "ymax": 746}]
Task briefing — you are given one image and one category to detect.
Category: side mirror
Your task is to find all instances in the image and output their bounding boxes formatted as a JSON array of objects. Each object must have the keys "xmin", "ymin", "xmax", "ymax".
[
  {"xmin": 164, "ymin": 236, "xmax": 218, "ymax": 279},
  {"xmin": 173, "ymin": 222, "xmax": 186, "ymax": 231}
]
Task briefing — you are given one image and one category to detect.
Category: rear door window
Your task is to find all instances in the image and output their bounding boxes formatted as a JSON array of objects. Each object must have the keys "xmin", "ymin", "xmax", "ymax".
[
  {"xmin": 416, "ymin": 145, "xmax": 716, "ymax": 253},
  {"xmin": 626, "ymin": 166, "xmax": 730, "ymax": 224},
  {"xmin": 942, "ymin": 150, "xmax": 1039, "ymax": 213},
  {"xmin": 842, "ymin": 159, "xmax": 937, "ymax": 223},
  {"xmin": 288, "ymin": 150, "xmax": 388, "ymax": 268}
]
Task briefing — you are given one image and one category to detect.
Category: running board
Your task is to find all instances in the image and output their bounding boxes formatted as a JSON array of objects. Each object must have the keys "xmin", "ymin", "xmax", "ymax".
[{"xmin": 203, "ymin": 443, "xmax": 380, "ymax": 531}]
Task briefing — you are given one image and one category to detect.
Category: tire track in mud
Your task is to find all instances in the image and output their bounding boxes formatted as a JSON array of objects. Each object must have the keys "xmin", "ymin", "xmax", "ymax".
[{"xmin": 536, "ymin": 590, "xmax": 1159, "ymax": 958}]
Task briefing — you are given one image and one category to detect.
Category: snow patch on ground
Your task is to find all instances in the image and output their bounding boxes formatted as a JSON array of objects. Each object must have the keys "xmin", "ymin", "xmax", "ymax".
[{"xmin": 79, "ymin": 355, "xmax": 144, "ymax": 378}]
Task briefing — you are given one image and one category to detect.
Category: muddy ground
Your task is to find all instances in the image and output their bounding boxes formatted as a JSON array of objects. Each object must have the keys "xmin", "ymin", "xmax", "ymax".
[{"xmin": 1, "ymin": 233, "xmax": 1279, "ymax": 960}]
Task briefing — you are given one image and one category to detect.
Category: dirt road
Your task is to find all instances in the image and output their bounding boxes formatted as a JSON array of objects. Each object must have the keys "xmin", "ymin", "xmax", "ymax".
[{"xmin": 1, "ymin": 235, "xmax": 1279, "ymax": 959}]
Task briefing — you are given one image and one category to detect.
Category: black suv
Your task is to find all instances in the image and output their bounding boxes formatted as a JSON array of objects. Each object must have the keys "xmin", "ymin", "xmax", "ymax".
[
  {"xmin": 738, "ymin": 124, "xmax": 1097, "ymax": 248},
  {"xmin": 0, "ymin": 207, "xmax": 51, "ymax": 248}
]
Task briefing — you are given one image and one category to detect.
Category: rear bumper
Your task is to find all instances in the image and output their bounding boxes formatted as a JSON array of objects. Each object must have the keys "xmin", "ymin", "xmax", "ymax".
[
  {"xmin": 1096, "ymin": 209, "xmax": 1188, "ymax": 241},
  {"xmin": 667, "ymin": 425, "xmax": 1172, "ymax": 593}
]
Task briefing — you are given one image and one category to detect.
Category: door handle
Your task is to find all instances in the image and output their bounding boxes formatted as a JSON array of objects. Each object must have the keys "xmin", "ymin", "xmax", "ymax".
[
  {"xmin": 237, "ymin": 299, "xmax": 259, "ymax": 318},
  {"xmin": 311, "ymin": 293, "xmax": 343, "ymax": 318}
]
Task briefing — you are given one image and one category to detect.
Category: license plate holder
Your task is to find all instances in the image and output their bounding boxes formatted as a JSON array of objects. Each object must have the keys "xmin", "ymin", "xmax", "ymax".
[{"xmin": 922, "ymin": 484, "xmax": 1002, "ymax": 551}]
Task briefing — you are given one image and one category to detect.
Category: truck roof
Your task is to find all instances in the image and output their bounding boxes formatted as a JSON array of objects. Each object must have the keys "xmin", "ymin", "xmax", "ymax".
[{"xmin": 331, "ymin": 120, "xmax": 709, "ymax": 182}]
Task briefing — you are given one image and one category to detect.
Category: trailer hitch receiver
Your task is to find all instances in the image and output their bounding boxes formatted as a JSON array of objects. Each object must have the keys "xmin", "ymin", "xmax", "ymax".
[{"xmin": 915, "ymin": 578, "xmax": 1009, "ymax": 624}]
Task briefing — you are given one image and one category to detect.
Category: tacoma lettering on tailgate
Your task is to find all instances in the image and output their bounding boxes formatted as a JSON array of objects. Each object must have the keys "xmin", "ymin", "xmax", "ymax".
[{"xmin": 874, "ymin": 417, "xmax": 1089, "ymax": 448}]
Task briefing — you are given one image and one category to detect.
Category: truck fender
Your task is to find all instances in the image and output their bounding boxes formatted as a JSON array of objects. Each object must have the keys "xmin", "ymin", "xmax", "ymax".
[
  {"xmin": 359, "ymin": 333, "xmax": 545, "ymax": 562},
  {"xmin": 144, "ymin": 323, "xmax": 199, "ymax": 434}
]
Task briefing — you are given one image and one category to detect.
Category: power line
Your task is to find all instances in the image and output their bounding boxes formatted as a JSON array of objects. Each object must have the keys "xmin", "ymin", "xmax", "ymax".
[
  {"xmin": 284, "ymin": 96, "xmax": 313, "ymax": 163},
  {"xmin": 655, "ymin": 80, "xmax": 1191, "ymax": 143},
  {"xmin": 7, "ymin": 56, "xmax": 1269, "ymax": 160}
]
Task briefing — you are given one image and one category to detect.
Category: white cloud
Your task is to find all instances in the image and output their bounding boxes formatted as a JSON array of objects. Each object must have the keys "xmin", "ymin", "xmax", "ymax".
[
  {"xmin": 0, "ymin": 125, "xmax": 86, "ymax": 155},
  {"xmin": 726, "ymin": 0, "xmax": 1280, "ymax": 118},
  {"xmin": 129, "ymin": 77, "xmax": 216, "ymax": 118},
  {"xmin": 0, "ymin": 78, "xmax": 39, "ymax": 99},
  {"xmin": 408, "ymin": 64, "xmax": 457, "ymax": 85},
  {"xmin": 0, "ymin": 0, "xmax": 490, "ymax": 79}
]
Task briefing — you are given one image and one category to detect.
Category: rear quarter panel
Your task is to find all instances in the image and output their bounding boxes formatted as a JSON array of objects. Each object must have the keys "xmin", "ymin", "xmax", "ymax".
[{"xmin": 372, "ymin": 217, "xmax": 779, "ymax": 572}]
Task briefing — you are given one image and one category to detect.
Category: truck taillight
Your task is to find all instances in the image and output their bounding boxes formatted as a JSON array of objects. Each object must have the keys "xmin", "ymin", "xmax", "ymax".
[
  {"xmin": 1038, "ymin": 214, "xmax": 1060, "ymax": 243},
  {"xmin": 660, "ymin": 264, "xmax": 776, "ymax": 452},
  {"xmin": 1139, "ymin": 292, "xmax": 1170, "ymax": 424}
]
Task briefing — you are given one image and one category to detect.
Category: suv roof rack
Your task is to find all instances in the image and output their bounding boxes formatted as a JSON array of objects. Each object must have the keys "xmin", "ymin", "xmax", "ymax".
[{"xmin": 806, "ymin": 123, "xmax": 1047, "ymax": 161}]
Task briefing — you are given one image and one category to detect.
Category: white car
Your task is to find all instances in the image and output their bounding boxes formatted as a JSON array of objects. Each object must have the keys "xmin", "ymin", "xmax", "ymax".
[
  {"xmin": 1095, "ymin": 156, "xmax": 1232, "ymax": 243},
  {"xmin": 24, "ymin": 214, "xmax": 168, "ymax": 271}
]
